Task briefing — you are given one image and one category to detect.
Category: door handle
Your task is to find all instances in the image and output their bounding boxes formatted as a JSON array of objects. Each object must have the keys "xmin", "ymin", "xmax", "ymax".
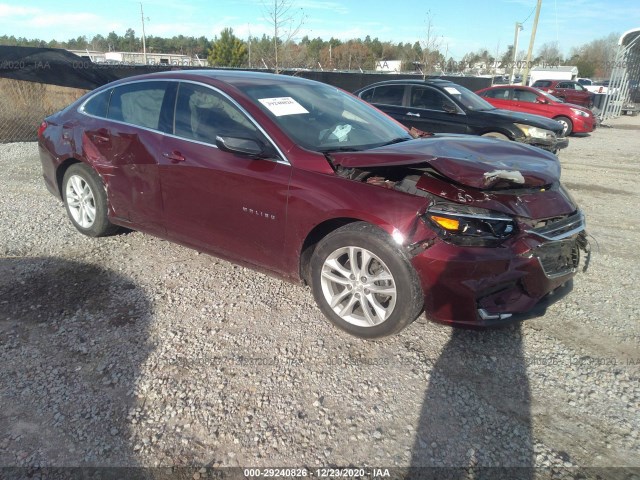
[
  {"xmin": 406, "ymin": 112, "xmax": 421, "ymax": 117},
  {"xmin": 162, "ymin": 151, "xmax": 186, "ymax": 163}
]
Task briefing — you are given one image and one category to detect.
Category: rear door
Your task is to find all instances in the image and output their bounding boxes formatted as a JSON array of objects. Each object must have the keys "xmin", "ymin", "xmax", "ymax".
[
  {"xmin": 479, "ymin": 87, "xmax": 513, "ymax": 110},
  {"xmin": 81, "ymin": 80, "xmax": 175, "ymax": 234},
  {"xmin": 158, "ymin": 81, "xmax": 291, "ymax": 271},
  {"xmin": 359, "ymin": 84, "xmax": 408, "ymax": 123}
]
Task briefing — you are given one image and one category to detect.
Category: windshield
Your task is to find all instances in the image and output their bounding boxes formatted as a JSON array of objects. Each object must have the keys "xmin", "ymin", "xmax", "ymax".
[
  {"xmin": 443, "ymin": 84, "xmax": 495, "ymax": 111},
  {"xmin": 533, "ymin": 88, "xmax": 564, "ymax": 103},
  {"xmin": 238, "ymin": 81, "xmax": 412, "ymax": 152}
]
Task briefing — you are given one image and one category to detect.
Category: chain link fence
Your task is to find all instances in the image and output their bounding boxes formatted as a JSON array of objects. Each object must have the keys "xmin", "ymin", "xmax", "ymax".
[{"xmin": 0, "ymin": 79, "xmax": 87, "ymax": 143}]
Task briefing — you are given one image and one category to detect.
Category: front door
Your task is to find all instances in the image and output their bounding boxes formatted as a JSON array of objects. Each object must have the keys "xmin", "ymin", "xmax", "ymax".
[{"xmin": 158, "ymin": 81, "xmax": 291, "ymax": 272}]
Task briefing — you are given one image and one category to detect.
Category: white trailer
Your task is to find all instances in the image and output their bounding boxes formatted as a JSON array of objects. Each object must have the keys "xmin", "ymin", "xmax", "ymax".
[{"xmin": 528, "ymin": 66, "xmax": 579, "ymax": 86}]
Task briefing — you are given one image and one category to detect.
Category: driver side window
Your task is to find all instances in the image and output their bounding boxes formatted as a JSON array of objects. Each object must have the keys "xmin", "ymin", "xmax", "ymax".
[{"xmin": 174, "ymin": 83, "xmax": 258, "ymax": 144}]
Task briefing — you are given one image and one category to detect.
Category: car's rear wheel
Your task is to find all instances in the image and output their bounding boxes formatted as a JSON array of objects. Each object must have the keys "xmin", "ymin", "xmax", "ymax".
[
  {"xmin": 310, "ymin": 222, "xmax": 424, "ymax": 339},
  {"xmin": 62, "ymin": 163, "xmax": 118, "ymax": 237},
  {"xmin": 554, "ymin": 116, "xmax": 573, "ymax": 136},
  {"xmin": 481, "ymin": 132, "xmax": 509, "ymax": 140}
]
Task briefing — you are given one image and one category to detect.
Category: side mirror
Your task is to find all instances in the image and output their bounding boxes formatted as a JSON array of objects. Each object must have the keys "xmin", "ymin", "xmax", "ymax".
[
  {"xmin": 442, "ymin": 101, "xmax": 457, "ymax": 114},
  {"xmin": 536, "ymin": 96, "xmax": 549, "ymax": 104},
  {"xmin": 216, "ymin": 136, "xmax": 271, "ymax": 158}
]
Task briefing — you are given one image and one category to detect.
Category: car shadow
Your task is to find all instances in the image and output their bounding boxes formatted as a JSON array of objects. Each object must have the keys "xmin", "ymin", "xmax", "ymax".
[
  {"xmin": 407, "ymin": 257, "xmax": 576, "ymax": 478},
  {"xmin": 406, "ymin": 259, "xmax": 575, "ymax": 478},
  {"xmin": 0, "ymin": 257, "xmax": 153, "ymax": 472},
  {"xmin": 409, "ymin": 323, "xmax": 533, "ymax": 478}
]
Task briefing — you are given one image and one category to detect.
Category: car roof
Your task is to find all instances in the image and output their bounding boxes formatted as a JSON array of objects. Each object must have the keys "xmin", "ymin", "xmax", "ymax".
[
  {"xmin": 483, "ymin": 85, "xmax": 535, "ymax": 89},
  {"xmin": 101, "ymin": 69, "xmax": 322, "ymax": 89},
  {"xmin": 356, "ymin": 79, "xmax": 455, "ymax": 90}
]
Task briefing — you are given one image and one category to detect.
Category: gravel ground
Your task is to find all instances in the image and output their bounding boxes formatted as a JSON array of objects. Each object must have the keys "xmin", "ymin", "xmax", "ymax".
[{"xmin": 0, "ymin": 118, "xmax": 639, "ymax": 478}]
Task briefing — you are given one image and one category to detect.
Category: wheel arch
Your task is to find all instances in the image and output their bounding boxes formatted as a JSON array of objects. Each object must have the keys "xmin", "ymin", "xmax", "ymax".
[
  {"xmin": 478, "ymin": 129, "xmax": 515, "ymax": 140},
  {"xmin": 298, "ymin": 217, "xmax": 363, "ymax": 285},
  {"xmin": 56, "ymin": 158, "xmax": 83, "ymax": 197}
]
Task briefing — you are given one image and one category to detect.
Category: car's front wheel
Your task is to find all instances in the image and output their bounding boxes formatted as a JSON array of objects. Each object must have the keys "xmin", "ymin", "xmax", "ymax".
[
  {"xmin": 62, "ymin": 163, "xmax": 118, "ymax": 237},
  {"xmin": 310, "ymin": 222, "xmax": 424, "ymax": 339},
  {"xmin": 554, "ymin": 116, "xmax": 573, "ymax": 136}
]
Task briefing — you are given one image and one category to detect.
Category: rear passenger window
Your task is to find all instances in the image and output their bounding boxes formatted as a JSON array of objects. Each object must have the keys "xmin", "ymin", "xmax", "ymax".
[
  {"xmin": 174, "ymin": 83, "xmax": 257, "ymax": 144},
  {"xmin": 369, "ymin": 85, "xmax": 404, "ymax": 106},
  {"xmin": 482, "ymin": 88, "xmax": 509, "ymax": 99},
  {"xmin": 108, "ymin": 81, "xmax": 171, "ymax": 130},
  {"xmin": 83, "ymin": 89, "xmax": 111, "ymax": 118},
  {"xmin": 534, "ymin": 81, "xmax": 551, "ymax": 88}
]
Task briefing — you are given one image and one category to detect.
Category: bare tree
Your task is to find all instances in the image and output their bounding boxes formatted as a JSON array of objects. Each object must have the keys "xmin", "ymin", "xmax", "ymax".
[
  {"xmin": 420, "ymin": 11, "xmax": 444, "ymax": 78},
  {"xmin": 263, "ymin": 0, "xmax": 305, "ymax": 72},
  {"xmin": 536, "ymin": 41, "xmax": 563, "ymax": 66}
]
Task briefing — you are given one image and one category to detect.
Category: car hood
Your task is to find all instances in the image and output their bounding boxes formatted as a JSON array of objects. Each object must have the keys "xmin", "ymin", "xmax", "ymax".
[
  {"xmin": 479, "ymin": 108, "xmax": 564, "ymax": 132},
  {"xmin": 330, "ymin": 136, "xmax": 561, "ymax": 190}
]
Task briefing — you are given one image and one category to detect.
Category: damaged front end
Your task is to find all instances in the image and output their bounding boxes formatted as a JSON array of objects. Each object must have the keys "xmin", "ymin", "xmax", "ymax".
[
  {"xmin": 328, "ymin": 140, "xmax": 589, "ymax": 325},
  {"xmin": 514, "ymin": 123, "xmax": 569, "ymax": 153}
]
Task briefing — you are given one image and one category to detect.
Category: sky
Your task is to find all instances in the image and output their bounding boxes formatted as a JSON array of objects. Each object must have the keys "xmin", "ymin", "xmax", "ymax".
[{"xmin": 1, "ymin": 0, "xmax": 638, "ymax": 60}]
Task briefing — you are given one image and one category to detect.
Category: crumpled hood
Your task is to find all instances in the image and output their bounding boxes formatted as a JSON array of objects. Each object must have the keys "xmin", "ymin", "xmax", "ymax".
[{"xmin": 330, "ymin": 136, "xmax": 561, "ymax": 189}]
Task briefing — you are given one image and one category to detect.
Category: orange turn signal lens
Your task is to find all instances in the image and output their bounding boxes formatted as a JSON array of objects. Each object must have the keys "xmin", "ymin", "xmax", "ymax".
[{"xmin": 430, "ymin": 215, "xmax": 460, "ymax": 231}]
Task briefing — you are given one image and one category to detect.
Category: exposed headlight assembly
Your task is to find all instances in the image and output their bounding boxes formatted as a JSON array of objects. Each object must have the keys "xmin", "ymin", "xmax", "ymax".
[
  {"xmin": 424, "ymin": 201, "xmax": 517, "ymax": 247},
  {"xmin": 570, "ymin": 108, "xmax": 590, "ymax": 118},
  {"xmin": 515, "ymin": 123, "xmax": 556, "ymax": 140}
]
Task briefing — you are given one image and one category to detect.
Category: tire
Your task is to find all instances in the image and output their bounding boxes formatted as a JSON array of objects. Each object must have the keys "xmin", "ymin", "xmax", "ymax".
[
  {"xmin": 481, "ymin": 132, "xmax": 509, "ymax": 140},
  {"xmin": 554, "ymin": 116, "xmax": 573, "ymax": 136},
  {"xmin": 310, "ymin": 222, "xmax": 424, "ymax": 339},
  {"xmin": 62, "ymin": 163, "xmax": 118, "ymax": 237}
]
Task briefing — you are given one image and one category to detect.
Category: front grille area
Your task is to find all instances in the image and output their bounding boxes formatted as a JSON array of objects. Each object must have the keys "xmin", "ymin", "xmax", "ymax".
[
  {"xmin": 534, "ymin": 239, "xmax": 580, "ymax": 278},
  {"xmin": 527, "ymin": 210, "xmax": 585, "ymax": 240}
]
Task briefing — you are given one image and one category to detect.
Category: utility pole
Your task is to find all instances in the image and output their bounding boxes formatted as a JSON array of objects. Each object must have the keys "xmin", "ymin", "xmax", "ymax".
[
  {"xmin": 510, "ymin": 22, "xmax": 523, "ymax": 83},
  {"xmin": 521, "ymin": 0, "xmax": 542, "ymax": 86},
  {"xmin": 140, "ymin": 3, "xmax": 148, "ymax": 65}
]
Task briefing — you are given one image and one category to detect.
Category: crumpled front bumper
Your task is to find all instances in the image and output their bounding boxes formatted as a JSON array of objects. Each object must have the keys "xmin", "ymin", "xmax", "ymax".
[
  {"xmin": 410, "ymin": 222, "xmax": 589, "ymax": 326},
  {"xmin": 520, "ymin": 135, "xmax": 569, "ymax": 153}
]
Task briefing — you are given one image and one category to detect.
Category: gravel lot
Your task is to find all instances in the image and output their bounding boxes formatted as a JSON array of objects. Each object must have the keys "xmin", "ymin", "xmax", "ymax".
[{"xmin": 1, "ymin": 118, "xmax": 639, "ymax": 477}]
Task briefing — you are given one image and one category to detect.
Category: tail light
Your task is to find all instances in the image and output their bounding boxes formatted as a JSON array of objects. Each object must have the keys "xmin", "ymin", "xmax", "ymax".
[{"xmin": 37, "ymin": 121, "xmax": 48, "ymax": 138}]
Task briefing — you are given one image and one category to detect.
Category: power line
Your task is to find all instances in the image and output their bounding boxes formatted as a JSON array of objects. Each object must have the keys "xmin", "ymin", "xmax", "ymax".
[{"xmin": 520, "ymin": 2, "xmax": 537, "ymax": 25}]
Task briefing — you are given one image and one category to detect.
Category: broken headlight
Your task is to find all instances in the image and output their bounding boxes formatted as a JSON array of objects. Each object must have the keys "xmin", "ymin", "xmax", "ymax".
[
  {"xmin": 424, "ymin": 201, "xmax": 517, "ymax": 246},
  {"xmin": 515, "ymin": 123, "xmax": 556, "ymax": 140}
]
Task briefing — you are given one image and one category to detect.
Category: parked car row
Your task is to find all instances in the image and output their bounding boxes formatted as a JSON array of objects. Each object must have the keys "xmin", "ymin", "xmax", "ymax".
[
  {"xmin": 38, "ymin": 70, "xmax": 589, "ymax": 339},
  {"xmin": 354, "ymin": 79, "xmax": 569, "ymax": 153}
]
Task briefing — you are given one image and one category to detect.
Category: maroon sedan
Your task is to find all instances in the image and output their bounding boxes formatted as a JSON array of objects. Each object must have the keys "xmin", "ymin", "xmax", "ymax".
[
  {"xmin": 38, "ymin": 71, "xmax": 589, "ymax": 338},
  {"xmin": 531, "ymin": 79, "xmax": 595, "ymax": 108},
  {"xmin": 476, "ymin": 85, "xmax": 596, "ymax": 135}
]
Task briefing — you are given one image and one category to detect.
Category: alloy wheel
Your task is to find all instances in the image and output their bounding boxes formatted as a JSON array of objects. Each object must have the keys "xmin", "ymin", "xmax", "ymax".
[
  {"xmin": 66, "ymin": 174, "xmax": 97, "ymax": 228},
  {"xmin": 320, "ymin": 246, "xmax": 397, "ymax": 327}
]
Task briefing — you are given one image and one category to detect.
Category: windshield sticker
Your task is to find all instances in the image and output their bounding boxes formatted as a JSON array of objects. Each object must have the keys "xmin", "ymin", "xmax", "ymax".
[
  {"xmin": 444, "ymin": 87, "xmax": 461, "ymax": 95},
  {"xmin": 258, "ymin": 97, "xmax": 309, "ymax": 116}
]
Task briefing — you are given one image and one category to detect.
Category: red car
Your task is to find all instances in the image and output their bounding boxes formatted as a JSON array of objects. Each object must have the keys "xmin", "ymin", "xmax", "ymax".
[
  {"xmin": 476, "ymin": 85, "xmax": 596, "ymax": 136},
  {"xmin": 531, "ymin": 79, "xmax": 595, "ymax": 109},
  {"xmin": 38, "ymin": 71, "xmax": 589, "ymax": 338}
]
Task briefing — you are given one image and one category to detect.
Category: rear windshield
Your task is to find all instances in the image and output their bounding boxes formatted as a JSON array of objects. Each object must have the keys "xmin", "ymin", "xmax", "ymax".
[{"xmin": 533, "ymin": 80, "xmax": 552, "ymax": 88}]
